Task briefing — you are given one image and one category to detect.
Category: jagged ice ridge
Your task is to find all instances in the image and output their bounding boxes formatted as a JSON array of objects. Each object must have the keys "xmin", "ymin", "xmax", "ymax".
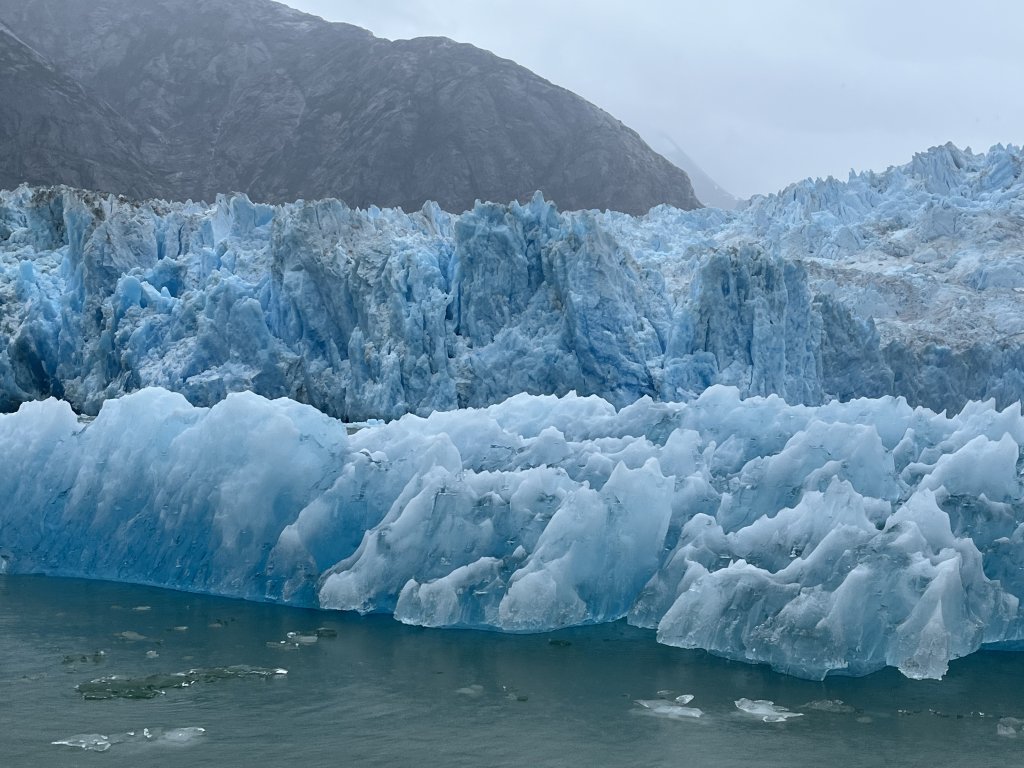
[{"xmin": 2, "ymin": 142, "xmax": 1023, "ymax": 418}]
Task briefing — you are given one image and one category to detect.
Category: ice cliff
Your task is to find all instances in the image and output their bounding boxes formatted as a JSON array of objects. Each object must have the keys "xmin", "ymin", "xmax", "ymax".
[
  {"xmin": 3, "ymin": 143, "xmax": 1024, "ymax": 681},
  {"xmin": 2, "ymin": 385, "xmax": 1022, "ymax": 680},
  {"xmin": 2, "ymin": 142, "xmax": 1023, "ymax": 420}
]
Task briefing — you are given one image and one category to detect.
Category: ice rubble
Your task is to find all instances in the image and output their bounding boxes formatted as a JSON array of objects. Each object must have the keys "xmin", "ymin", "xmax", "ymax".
[
  {"xmin": 1, "ymin": 143, "xmax": 1024, "ymax": 420},
  {"xmin": 2, "ymin": 384, "xmax": 1023, "ymax": 680}
]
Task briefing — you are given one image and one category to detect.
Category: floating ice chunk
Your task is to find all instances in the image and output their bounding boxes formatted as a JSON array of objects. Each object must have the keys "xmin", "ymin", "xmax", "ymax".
[
  {"xmin": 76, "ymin": 666, "xmax": 287, "ymax": 699},
  {"xmin": 635, "ymin": 700, "xmax": 703, "ymax": 719},
  {"xmin": 157, "ymin": 726, "xmax": 207, "ymax": 744},
  {"xmin": 77, "ymin": 674, "xmax": 171, "ymax": 700},
  {"xmin": 52, "ymin": 727, "xmax": 206, "ymax": 752},
  {"xmin": 266, "ymin": 641, "xmax": 300, "ymax": 651},
  {"xmin": 997, "ymin": 717, "xmax": 1024, "ymax": 737},
  {"xmin": 53, "ymin": 734, "xmax": 111, "ymax": 752},
  {"xmin": 735, "ymin": 698, "xmax": 803, "ymax": 722},
  {"xmin": 455, "ymin": 684, "xmax": 484, "ymax": 697},
  {"xmin": 675, "ymin": 694, "xmax": 695, "ymax": 705},
  {"xmin": 803, "ymin": 699, "xmax": 855, "ymax": 714},
  {"xmin": 268, "ymin": 631, "xmax": 320, "ymax": 648}
]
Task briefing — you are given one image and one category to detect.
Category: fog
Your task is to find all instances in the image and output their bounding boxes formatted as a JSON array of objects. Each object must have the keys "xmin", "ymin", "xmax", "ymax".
[{"xmin": 284, "ymin": 0, "xmax": 1024, "ymax": 198}]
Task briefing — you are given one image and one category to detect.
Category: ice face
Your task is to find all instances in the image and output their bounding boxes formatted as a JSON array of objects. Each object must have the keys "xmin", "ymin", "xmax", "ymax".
[
  {"xmin": 4, "ymin": 143, "xmax": 1024, "ymax": 682},
  {"xmin": 2, "ymin": 142, "xmax": 1024, "ymax": 420},
  {"xmin": 2, "ymin": 385, "xmax": 1023, "ymax": 681}
]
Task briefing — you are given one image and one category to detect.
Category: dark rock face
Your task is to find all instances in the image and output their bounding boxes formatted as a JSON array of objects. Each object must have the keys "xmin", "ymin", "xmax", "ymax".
[
  {"xmin": 0, "ymin": 0, "xmax": 699, "ymax": 214},
  {"xmin": 0, "ymin": 24, "xmax": 152, "ymax": 198}
]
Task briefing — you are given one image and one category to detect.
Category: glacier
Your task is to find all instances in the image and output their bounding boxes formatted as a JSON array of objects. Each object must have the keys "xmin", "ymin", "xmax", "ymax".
[
  {"xmin": 1, "ymin": 385, "xmax": 1023, "ymax": 680},
  {"xmin": 1, "ymin": 142, "xmax": 1024, "ymax": 419},
  {"xmin": 3, "ymin": 142, "xmax": 1024, "ymax": 681}
]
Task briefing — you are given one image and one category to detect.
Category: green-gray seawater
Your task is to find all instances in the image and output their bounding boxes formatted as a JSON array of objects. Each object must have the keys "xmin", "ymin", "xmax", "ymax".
[{"xmin": 3, "ymin": 575, "xmax": 1023, "ymax": 767}]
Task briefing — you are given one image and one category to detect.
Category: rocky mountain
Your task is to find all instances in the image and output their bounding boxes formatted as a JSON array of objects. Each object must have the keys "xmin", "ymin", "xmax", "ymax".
[
  {"xmin": 0, "ymin": 23, "xmax": 152, "ymax": 197},
  {"xmin": 0, "ymin": 0, "xmax": 699, "ymax": 214}
]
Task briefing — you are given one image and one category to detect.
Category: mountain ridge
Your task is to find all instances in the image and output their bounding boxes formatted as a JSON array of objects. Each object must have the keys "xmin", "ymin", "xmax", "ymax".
[{"xmin": 0, "ymin": 0, "xmax": 700, "ymax": 214}]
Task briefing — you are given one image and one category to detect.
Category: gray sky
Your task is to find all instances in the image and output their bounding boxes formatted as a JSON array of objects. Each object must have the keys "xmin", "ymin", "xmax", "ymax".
[{"xmin": 284, "ymin": 0, "xmax": 1024, "ymax": 199}]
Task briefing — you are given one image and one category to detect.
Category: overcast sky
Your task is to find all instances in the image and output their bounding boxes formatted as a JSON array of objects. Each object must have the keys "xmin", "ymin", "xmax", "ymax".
[{"xmin": 284, "ymin": 1, "xmax": 1023, "ymax": 199}]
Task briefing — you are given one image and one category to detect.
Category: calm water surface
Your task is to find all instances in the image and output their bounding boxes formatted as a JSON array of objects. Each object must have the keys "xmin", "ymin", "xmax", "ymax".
[{"xmin": 3, "ymin": 575, "xmax": 1023, "ymax": 767}]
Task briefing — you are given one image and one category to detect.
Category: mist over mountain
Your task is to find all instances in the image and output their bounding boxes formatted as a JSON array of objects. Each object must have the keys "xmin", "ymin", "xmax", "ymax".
[
  {"xmin": 0, "ymin": 0, "xmax": 700, "ymax": 214},
  {"xmin": 648, "ymin": 134, "xmax": 738, "ymax": 210}
]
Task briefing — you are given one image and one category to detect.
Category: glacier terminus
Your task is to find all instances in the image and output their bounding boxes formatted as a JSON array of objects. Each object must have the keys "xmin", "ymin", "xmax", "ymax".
[{"xmin": 2, "ymin": 143, "xmax": 1024, "ymax": 680}]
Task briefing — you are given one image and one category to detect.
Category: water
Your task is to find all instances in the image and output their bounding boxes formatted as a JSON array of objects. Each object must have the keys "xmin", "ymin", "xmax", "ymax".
[{"xmin": 3, "ymin": 575, "xmax": 1024, "ymax": 767}]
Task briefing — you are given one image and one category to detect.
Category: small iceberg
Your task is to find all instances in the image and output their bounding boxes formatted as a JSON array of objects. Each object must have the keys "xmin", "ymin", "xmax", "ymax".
[{"xmin": 735, "ymin": 698, "xmax": 804, "ymax": 723}]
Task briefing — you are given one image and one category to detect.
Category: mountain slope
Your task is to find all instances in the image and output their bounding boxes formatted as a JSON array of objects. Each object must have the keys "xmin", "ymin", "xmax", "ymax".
[
  {"xmin": 0, "ymin": 24, "xmax": 152, "ymax": 197},
  {"xmin": 0, "ymin": 0, "xmax": 699, "ymax": 213}
]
